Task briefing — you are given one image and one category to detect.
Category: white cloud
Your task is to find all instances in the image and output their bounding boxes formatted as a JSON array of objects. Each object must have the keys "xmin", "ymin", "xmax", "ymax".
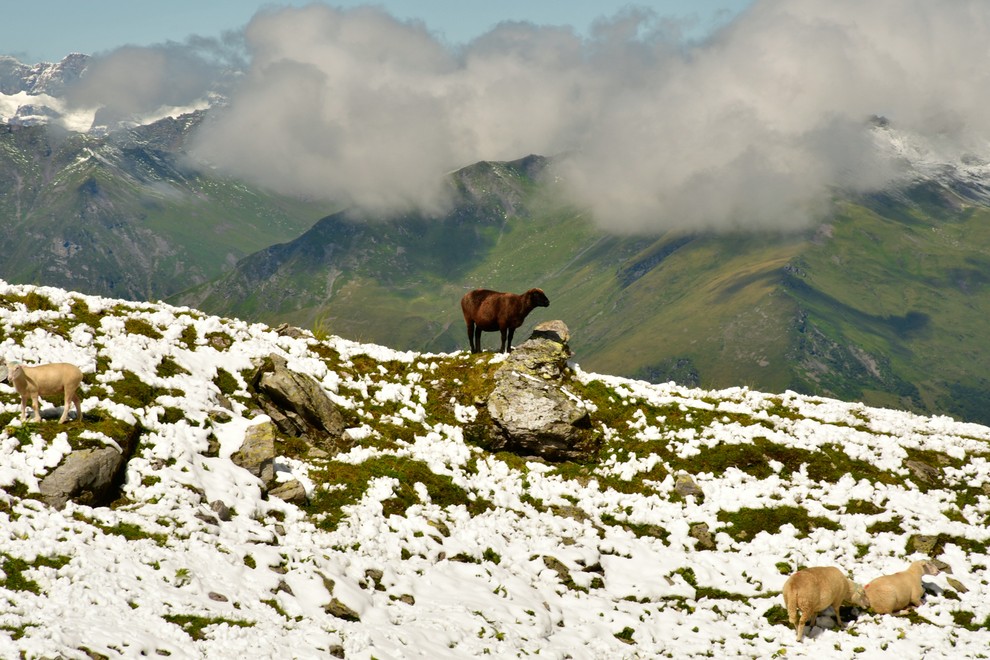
[{"xmin": 171, "ymin": 1, "xmax": 990, "ymax": 230}]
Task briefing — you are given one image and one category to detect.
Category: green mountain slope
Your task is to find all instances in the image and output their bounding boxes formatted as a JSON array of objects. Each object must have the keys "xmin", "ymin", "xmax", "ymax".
[
  {"xmin": 175, "ymin": 156, "xmax": 990, "ymax": 425},
  {"xmin": 0, "ymin": 117, "xmax": 335, "ymax": 300}
]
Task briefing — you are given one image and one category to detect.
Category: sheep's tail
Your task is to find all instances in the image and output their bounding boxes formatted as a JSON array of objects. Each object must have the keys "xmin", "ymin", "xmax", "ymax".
[{"xmin": 784, "ymin": 589, "xmax": 798, "ymax": 630}]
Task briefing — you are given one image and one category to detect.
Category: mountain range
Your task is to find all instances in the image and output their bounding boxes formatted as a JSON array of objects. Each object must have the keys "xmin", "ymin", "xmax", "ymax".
[{"xmin": 2, "ymin": 55, "xmax": 989, "ymax": 425}]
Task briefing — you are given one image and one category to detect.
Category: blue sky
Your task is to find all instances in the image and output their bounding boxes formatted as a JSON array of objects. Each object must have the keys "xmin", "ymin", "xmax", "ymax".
[{"xmin": 3, "ymin": 0, "xmax": 752, "ymax": 63}]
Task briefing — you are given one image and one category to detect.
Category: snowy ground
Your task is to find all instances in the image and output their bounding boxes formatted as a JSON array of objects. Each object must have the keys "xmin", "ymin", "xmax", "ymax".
[{"xmin": 0, "ymin": 281, "xmax": 988, "ymax": 659}]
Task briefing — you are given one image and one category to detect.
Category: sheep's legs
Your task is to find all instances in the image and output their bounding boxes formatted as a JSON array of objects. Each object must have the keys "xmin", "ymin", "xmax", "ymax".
[
  {"xmin": 29, "ymin": 395, "xmax": 42, "ymax": 422},
  {"xmin": 500, "ymin": 328, "xmax": 518, "ymax": 352},
  {"xmin": 466, "ymin": 321, "xmax": 478, "ymax": 352},
  {"xmin": 471, "ymin": 325, "xmax": 483, "ymax": 353},
  {"xmin": 58, "ymin": 386, "xmax": 80, "ymax": 423}
]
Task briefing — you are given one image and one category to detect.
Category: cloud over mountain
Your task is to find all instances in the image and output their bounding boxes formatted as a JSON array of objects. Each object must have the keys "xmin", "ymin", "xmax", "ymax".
[{"xmin": 97, "ymin": 0, "xmax": 990, "ymax": 231}]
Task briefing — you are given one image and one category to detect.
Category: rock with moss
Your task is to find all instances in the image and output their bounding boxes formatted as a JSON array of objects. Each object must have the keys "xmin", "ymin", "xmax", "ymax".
[
  {"xmin": 232, "ymin": 419, "xmax": 276, "ymax": 489},
  {"xmin": 486, "ymin": 322, "xmax": 597, "ymax": 462},
  {"xmin": 38, "ymin": 424, "xmax": 140, "ymax": 509},
  {"xmin": 40, "ymin": 448, "xmax": 126, "ymax": 509},
  {"xmin": 250, "ymin": 354, "xmax": 345, "ymax": 447}
]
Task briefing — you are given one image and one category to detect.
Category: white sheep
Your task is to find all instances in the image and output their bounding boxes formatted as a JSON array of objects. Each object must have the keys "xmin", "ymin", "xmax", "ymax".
[
  {"xmin": 5, "ymin": 361, "xmax": 84, "ymax": 423},
  {"xmin": 782, "ymin": 566, "xmax": 869, "ymax": 642},
  {"xmin": 864, "ymin": 560, "xmax": 941, "ymax": 614}
]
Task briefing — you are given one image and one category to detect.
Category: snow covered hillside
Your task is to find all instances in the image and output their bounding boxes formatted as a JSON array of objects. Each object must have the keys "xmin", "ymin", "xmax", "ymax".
[{"xmin": 0, "ymin": 280, "xmax": 988, "ymax": 659}]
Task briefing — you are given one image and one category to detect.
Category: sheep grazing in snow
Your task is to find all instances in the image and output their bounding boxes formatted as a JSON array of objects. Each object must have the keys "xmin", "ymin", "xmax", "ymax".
[
  {"xmin": 4, "ymin": 361, "xmax": 84, "ymax": 423},
  {"xmin": 460, "ymin": 288, "xmax": 550, "ymax": 353},
  {"xmin": 782, "ymin": 566, "xmax": 869, "ymax": 642},
  {"xmin": 864, "ymin": 560, "xmax": 941, "ymax": 614}
]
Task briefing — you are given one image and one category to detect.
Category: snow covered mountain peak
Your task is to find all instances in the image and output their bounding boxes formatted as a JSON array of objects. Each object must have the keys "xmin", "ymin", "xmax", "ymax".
[{"xmin": 0, "ymin": 53, "xmax": 215, "ymax": 134}]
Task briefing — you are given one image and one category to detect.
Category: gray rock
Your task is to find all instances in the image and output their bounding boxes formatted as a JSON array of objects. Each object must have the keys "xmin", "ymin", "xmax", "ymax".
[
  {"xmin": 675, "ymin": 474, "xmax": 705, "ymax": 502},
  {"xmin": 324, "ymin": 598, "xmax": 360, "ymax": 621},
  {"xmin": 269, "ymin": 479, "xmax": 308, "ymax": 505},
  {"xmin": 906, "ymin": 460, "xmax": 940, "ymax": 485},
  {"xmin": 909, "ymin": 534, "xmax": 940, "ymax": 556},
  {"xmin": 486, "ymin": 321, "xmax": 597, "ymax": 462},
  {"xmin": 251, "ymin": 354, "xmax": 345, "ymax": 447},
  {"xmin": 946, "ymin": 577, "xmax": 968, "ymax": 593},
  {"xmin": 689, "ymin": 522, "xmax": 716, "ymax": 550},
  {"xmin": 231, "ymin": 419, "xmax": 276, "ymax": 488},
  {"xmin": 39, "ymin": 446, "xmax": 129, "ymax": 510},
  {"xmin": 38, "ymin": 424, "xmax": 141, "ymax": 510},
  {"xmin": 210, "ymin": 500, "xmax": 232, "ymax": 521}
]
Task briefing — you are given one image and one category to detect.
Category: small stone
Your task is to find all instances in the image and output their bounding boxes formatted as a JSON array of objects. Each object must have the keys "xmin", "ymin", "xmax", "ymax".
[
  {"xmin": 946, "ymin": 577, "xmax": 968, "ymax": 593},
  {"xmin": 689, "ymin": 522, "xmax": 716, "ymax": 550},
  {"xmin": 210, "ymin": 500, "xmax": 232, "ymax": 521},
  {"xmin": 909, "ymin": 534, "xmax": 940, "ymax": 556},
  {"xmin": 269, "ymin": 479, "xmax": 308, "ymax": 505},
  {"xmin": 906, "ymin": 460, "xmax": 940, "ymax": 485},
  {"xmin": 674, "ymin": 474, "xmax": 705, "ymax": 501},
  {"xmin": 324, "ymin": 598, "xmax": 360, "ymax": 621},
  {"xmin": 208, "ymin": 592, "xmax": 228, "ymax": 602}
]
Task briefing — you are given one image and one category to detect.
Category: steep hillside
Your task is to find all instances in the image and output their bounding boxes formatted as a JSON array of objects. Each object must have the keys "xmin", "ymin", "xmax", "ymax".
[
  {"xmin": 0, "ymin": 117, "xmax": 334, "ymax": 300},
  {"xmin": 0, "ymin": 280, "xmax": 988, "ymax": 658},
  {"xmin": 175, "ymin": 156, "xmax": 990, "ymax": 426}
]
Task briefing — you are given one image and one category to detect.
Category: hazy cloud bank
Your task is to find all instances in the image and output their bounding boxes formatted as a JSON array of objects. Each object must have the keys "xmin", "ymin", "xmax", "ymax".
[{"xmin": 75, "ymin": 1, "xmax": 990, "ymax": 232}]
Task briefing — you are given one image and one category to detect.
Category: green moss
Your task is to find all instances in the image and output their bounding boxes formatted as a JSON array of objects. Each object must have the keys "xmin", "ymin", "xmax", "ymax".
[
  {"xmin": 163, "ymin": 614, "xmax": 254, "ymax": 641},
  {"xmin": 0, "ymin": 553, "xmax": 71, "ymax": 594},
  {"xmin": 866, "ymin": 516, "xmax": 905, "ymax": 535},
  {"xmin": 206, "ymin": 332, "xmax": 233, "ymax": 350},
  {"xmin": 213, "ymin": 368, "xmax": 240, "ymax": 396},
  {"xmin": 951, "ymin": 610, "xmax": 990, "ymax": 631},
  {"xmin": 156, "ymin": 356, "xmax": 190, "ymax": 379},
  {"xmin": 124, "ymin": 317, "xmax": 163, "ymax": 340},
  {"xmin": 307, "ymin": 454, "xmax": 492, "ymax": 531},
  {"xmin": 82, "ymin": 518, "xmax": 169, "ymax": 546},
  {"xmin": 110, "ymin": 370, "xmax": 171, "ymax": 408},
  {"xmin": 69, "ymin": 297, "xmax": 104, "ymax": 327},
  {"xmin": 599, "ymin": 513, "xmax": 670, "ymax": 542},
  {"xmin": 845, "ymin": 499, "xmax": 885, "ymax": 516},
  {"xmin": 717, "ymin": 506, "xmax": 838, "ymax": 541},
  {"xmin": 0, "ymin": 623, "xmax": 36, "ymax": 641},
  {"xmin": 2, "ymin": 290, "xmax": 58, "ymax": 312},
  {"xmin": 763, "ymin": 604, "xmax": 791, "ymax": 628},
  {"xmin": 159, "ymin": 407, "xmax": 186, "ymax": 425},
  {"xmin": 179, "ymin": 324, "xmax": 199, "ymax": 349}
]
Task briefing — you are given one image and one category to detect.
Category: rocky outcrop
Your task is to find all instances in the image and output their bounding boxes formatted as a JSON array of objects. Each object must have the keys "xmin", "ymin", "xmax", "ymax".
[
  {"xmin": 231, "ymin": 419, "xmax": 276, "ymax": 490},
  {"xmin": 486, "ymin": 321, "xmax": 597, "ymax": 462},
  {"xmin": 249, "ymin": 354, "xmax": 346, "ymax": 451},
  {"xmin": 39, "ymin": 423, "xmax": 142, "ymax": 509}
]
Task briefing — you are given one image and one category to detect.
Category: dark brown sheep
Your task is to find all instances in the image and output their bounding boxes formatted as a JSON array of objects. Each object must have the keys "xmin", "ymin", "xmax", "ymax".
[{"xmin": 460, "ymin": 288, "xmax": 550, "ymax": 353}]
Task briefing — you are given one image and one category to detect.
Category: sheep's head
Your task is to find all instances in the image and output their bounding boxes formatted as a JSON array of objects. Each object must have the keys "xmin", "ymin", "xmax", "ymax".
[
  {"xmin": 527, "ymin": 288, "xmax": 550, "ymax": 308},
  {"xmin": 849, "ymin": 581, "xmax": 870, "ymax": 609},
  {"xmin": 4, "ymin": 362, "xmax": 22, "ymax": 383}
]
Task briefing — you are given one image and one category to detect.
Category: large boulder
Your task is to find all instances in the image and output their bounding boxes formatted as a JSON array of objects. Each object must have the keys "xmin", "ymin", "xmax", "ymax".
[
  {"xmin": 39, "ymin": 424, "xmax": 142, "ymax": 509},
  {"xmin": 486, "ymin": 321, "xmax": 597, "ymax": 462},
  {"xmin": 250, "ymin": 354, "xmax": 345, "ymax": 447}
]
